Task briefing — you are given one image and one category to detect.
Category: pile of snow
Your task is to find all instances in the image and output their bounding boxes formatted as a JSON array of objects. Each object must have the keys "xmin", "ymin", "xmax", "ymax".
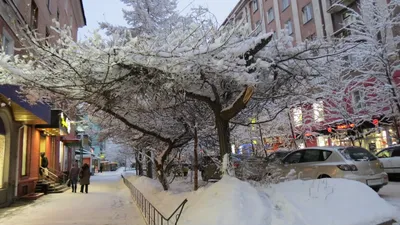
[
  {"xmin": 266, "ymin": 179, "xmax": 399, "ymax": 225},
  {"xmin": 123, "ymin": 173, "xmax": 399, "ymax": 225}
]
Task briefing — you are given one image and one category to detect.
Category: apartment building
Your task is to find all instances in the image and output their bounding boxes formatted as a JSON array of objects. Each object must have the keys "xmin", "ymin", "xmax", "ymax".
[
  {"xmin": 0, "ymin": 0, "xmax": 85, "ymax": 207},
  {"xmin": 223, "ymin": 0, "xmax": 397, "ymax": 151}
]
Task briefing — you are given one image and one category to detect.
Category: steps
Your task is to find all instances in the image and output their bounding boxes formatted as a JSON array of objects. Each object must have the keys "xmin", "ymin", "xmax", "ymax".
[{"xmin": 35, "ymin": 180, "xmax": 69, "ymax": 194}]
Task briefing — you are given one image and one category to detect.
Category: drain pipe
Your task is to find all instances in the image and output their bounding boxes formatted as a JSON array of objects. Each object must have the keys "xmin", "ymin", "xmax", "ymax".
[{"xmin": 15, "ymin": 125, "xmax": 24, "ymax": 197}]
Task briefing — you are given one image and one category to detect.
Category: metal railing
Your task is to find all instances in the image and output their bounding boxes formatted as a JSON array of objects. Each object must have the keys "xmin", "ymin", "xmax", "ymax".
[{"xmin": 121, "ymin": 175, "xmax": 188, "ymax": 225}]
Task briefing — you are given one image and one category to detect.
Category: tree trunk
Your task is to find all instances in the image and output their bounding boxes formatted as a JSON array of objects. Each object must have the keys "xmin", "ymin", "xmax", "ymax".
[
  {"xmin": 146, "ymin": 151, "xmax": 153, "ymax": 178},
  {"xmin": 138, "ymin": 154, "xmax": 143, "ymax": 176},
  {"xmin": 193, "ymin": 126, "xmax": 199, "ymax": 191},
  {"xmin": 155, "ymin": 161, "xmax": 169, "ymax": 190},
  {"xmin": 215, "ymin": 114, "xmax": 231, "ymax": 159}
]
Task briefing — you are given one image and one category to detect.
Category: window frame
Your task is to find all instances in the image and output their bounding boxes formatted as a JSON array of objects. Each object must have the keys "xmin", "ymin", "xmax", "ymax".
[
  {"xmin": 282, "ymin": 0, "xmax": 290, "ymax": 11},
  {"xmin": 267, "ymin": 7, "xmax": 274, "ymax": 24},
  {"xmin": 285, "ymin": 19, "xmax": 293, "ymax": 35},
  {"xmin": 252, "ymin": 0, "xmax": 259, "ymax": 13},
  {"xmin": 352, "ymin": 89, "xmax": 366, "ymax": 110},
  {"xmin": 2, "ymin": 29, "xmax": 14, "ymax": 56},
  {"xmin": 283, "ymin": 150, "xmax": 304, "ymax": 164},
  {"xmin": 302, "ymin": 3, "xmax": 313, "ymax": 24}
]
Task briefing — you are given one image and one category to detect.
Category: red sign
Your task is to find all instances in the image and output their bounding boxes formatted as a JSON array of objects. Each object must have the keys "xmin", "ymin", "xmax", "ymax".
[
  {"xmin": 372, "ymin": 119, "xmax": 379, "ymax": 126},
  {"xmin": 328, "ymin": 127, "xmax": 332, "ymax": 133}
]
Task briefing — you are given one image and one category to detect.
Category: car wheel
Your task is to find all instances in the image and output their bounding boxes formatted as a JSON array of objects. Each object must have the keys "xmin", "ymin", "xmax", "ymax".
[{"xmin": 318, "ymin": 174, "xmax": 331, "ymax": 179}]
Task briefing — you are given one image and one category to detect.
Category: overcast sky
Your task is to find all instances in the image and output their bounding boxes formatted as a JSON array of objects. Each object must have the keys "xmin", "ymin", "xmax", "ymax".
[{"xmin": 78, "ymin": 0, "xmax": 239, "ymax": 40}]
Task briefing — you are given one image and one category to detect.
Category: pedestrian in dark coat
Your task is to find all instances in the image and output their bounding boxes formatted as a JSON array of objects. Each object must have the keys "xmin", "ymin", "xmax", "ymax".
[
  {"xmin": 69, "ymin": 163, "xmax": 80, "ymax": 193},
  {"xmin": 79, "ymin": 163, "xmax": 91, "ymax": 193}
]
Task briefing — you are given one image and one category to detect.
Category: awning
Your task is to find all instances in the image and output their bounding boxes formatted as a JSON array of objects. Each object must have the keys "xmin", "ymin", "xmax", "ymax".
[
  {"xmin": 0, "ymin": 85, "xmax": 51, "ymax": 124},
  {"xmin": 36, "ymin": 110, "xmax": 71, "ymax": 136},
  {"xmin": 62, "ymin": 137, "xmax": 81, "ymax": 147}
]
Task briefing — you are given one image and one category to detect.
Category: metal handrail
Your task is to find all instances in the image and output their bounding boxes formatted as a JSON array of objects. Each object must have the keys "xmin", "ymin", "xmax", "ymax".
[
  {"xmin": 121, "ymin": 175, "xmax": 188, "ymax": 225},
  {"xmin": 40, "ymin": 166, "xmax": 59, "ymax": 183}
]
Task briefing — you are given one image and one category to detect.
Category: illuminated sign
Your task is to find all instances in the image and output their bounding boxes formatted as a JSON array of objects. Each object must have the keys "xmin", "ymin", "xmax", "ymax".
[
  {"xmin": 336, "ymin": 124, "xmax": 355, "ymax": 129},
  {"xmin": 372, "ymin": 119, "xmax": 379, "ymax": 126},
  {"xmin": 60, "ymin": 112, "xmax": 71, "ymax": 134},
  {"xmin": 327, "ymin": 127, "xmax": 332, "ymax": 133}
]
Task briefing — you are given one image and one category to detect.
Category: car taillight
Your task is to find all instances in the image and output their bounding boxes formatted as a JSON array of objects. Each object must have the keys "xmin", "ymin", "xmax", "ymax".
[{"xmin": 337, "ymin": 164, "xmax": 358, "ymax": 171}]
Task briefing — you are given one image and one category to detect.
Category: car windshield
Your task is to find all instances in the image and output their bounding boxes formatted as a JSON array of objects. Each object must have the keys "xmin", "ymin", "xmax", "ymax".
[{"xmin": 339, "ymin": 147, "xmax": 377, "ymax": 161}]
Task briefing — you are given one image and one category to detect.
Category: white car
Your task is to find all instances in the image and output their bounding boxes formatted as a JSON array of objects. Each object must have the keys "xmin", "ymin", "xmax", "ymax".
[
  {"xmin": 376, "ymin": 145, "xmax": 400, "ymax": 179},
  {"xmin": 278, "ymin": 146, "xmax": 389, "ymax": 191}
]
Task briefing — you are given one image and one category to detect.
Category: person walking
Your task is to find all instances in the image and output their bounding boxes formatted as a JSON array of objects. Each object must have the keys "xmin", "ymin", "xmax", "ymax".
[
  {"xmin": 79, "ymin": 163, "xmax": 91, "ymax": 194},
  {"xmin": 99, "ymin": 164, "xmax": 103, "ymax": 173},
  {"xmin": 69, "ymin": 163, "xmax": 80, "ymax": 193}
]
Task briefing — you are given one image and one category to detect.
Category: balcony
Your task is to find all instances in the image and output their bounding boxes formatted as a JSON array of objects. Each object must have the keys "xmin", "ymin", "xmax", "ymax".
[{"xmin": 327, "ymin": 0, "xmax": 357, "ymax": 13}]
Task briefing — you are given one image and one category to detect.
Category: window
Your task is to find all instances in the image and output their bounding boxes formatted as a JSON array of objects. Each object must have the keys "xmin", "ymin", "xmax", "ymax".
[
  {"xmin": 292, "ymin": 107, "xmax": 302, "ymax": 127},
  {"xmin": 302, "ymin": 3, "xmax": 313, "ymax": 24},
  {"xmin": 267, "ymin": 8, "xmax": 274, "ymax": 23},
  {"xmin": 31, "ymin": 0, "xmax": 38, "ymax": 29},
  {"xmin": 342, "ymin": 10, "xmax": 356, "ymax": 27},
  {"xmin": 255, "ymin": 20, "xmax": 262, "ymax": 34},
  {"xmin": 302, "ymin": 150, "xmax": 321, "ymax": 162},
  {"xmin": 285, "ymin": 19, "xmax": 293, "ymax": 35},
  {"xmin": 313, "ymin": 101, "xmax": 324, "ymax": 122},
  {"xmin": 21, "ymin": 126, "xmax": 28, "ymax": 176},
  {"xmin": 252, "ymin": 0, "xmax": 259, "ymax": 12},
  {"xmin": 377, "ymin": 150, "xmax": 392, "ymax": 158},
  {"xmin": 339, "ymin": 147, "xmax": 377, "ymax": 161},
  {"xmin": 2, "ymin": 29, "xmax": 14, "ymax": 55},
  {"xmin": 284, "ymin": 151, "xmax": 303, "ymax": 164},
  {"xmin": 47, "ymin": 0, "xmax": 51, "ymax": 12},
  {"xmin": 352, "ymin": 90, "xmax": 366, "ymax": 109},
  {"xmin": 282, "ymin": 0, "xmax": 290, "ymax": 11},
  {"xmin": 392, "ymin": 149, "xmax": 400, "ymax": 157}
]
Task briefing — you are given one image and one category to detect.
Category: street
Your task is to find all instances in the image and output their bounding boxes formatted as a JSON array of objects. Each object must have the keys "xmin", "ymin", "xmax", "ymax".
[
  {"xmin": 380, "ymin": 181, "xmax": 400, "ymax": 210},
  {"xmin": 0, "ymin": 171, "xmax": 144, "ymax": 225}
]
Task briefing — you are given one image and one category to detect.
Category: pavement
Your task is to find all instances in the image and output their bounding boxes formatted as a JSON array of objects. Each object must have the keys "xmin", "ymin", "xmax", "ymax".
[
  {"xmin": 0, "ymin": 169, "xmax": 144, "ymax": 225},
  {"xmin": 380, "ymin": 181, "xmax": 400, "ymax": 210}
]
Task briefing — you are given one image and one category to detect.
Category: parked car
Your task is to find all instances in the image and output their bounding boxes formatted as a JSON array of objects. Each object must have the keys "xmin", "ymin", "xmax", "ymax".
[
  {"xmin": 231, "ymin": 154, "xmax": 269, "ymax": 181},
  {"xmin": 266, "ymin": 150, "xmax": 290, "ymax": 163},
  {"xmin": 199, "ymin": 156, "xmax": 222, "ymax": 181},
  {"xmin": 277, "ymin": 147, "xmax": 389, "ymax": 192},
  {"xmin": 376, "ymin": 145, "xmax": 400, "ymax": 179}
]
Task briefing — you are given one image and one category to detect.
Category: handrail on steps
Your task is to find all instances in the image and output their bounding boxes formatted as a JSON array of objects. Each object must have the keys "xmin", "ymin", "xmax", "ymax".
[{"xmin": 121, "ymin": 174, "xmax": 188, "ymax": 225}]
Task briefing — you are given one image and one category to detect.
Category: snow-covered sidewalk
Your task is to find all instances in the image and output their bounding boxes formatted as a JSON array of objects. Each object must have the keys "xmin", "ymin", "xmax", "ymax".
[
  {"xmin": 0, "ymin": 169, "xmax": 144, "ymax": 225},
  {"xmin": 380, "ymin": 182, "xmax": 400, "ymax": 210}
]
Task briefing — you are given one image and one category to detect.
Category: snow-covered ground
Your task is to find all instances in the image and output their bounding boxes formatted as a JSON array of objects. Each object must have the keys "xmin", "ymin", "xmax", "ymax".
[
  {"xmin": 380, "ymin": 182, "xmax": 400, "ymax": 210},
  {"xmin": 0, "ymin": 168, "xmax": 144, "ymax": 225},
  {"xmin": 125, "ymin": 173, "xmax": 400, "ymax": 225}
]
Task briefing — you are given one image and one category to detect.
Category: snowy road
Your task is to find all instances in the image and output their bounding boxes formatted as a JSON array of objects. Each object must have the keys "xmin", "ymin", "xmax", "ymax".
[
  {"xmin": 0, "ymin": 170, "xmax": 144, "ymax": 225},
  {"xmin": 380, "ymin": 181, "xmax": 400, "ymax": 210}
]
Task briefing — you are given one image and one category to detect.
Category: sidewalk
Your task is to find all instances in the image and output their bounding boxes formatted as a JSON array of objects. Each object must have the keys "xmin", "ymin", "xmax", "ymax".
[{"xmin": 0, "ymin": 171, "xmax": 144, "ymax": 225}]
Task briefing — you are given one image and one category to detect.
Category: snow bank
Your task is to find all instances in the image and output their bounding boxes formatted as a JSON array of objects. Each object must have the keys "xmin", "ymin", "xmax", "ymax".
[
  {"xmin": 266, "ymin": 179, "xmax": 400, "ymax": 225},
  {"xmin": 123, "ymin": 174, "xmax": 399, "ymax": 225}
]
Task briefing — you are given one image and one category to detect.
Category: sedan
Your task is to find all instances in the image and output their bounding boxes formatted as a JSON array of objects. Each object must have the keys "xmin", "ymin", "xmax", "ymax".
[
  {"xmin": 376, "ymin": 145, "xmax": 400, "ymax": 179},
  {"xmin": 278, "ymin": 146, "xmax": 389, "ymax": 192}
]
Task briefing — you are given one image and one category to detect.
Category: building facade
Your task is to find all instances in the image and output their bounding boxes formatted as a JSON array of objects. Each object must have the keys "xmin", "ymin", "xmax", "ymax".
[
  {"xmin": 0, "ymin": 0, "xmax": 85, "ymax": 207},
  {"xmin": 223, "ymin": 0, "xmax": 398, "ymax": 152}
]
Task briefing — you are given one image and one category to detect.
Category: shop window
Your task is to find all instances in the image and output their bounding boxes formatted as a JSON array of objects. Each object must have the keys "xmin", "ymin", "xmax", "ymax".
[
  {"xmin": 302, "ymin": 3, "xmax": 313, "ymax": 24},
  {"xmin": 0, "ymin": 118, "xmax": 5, "ymax": 189},
  {"xmin": 267, "ymin": 8, "xmax": 274, "ymax": 24},
  {"xmin": 313, "ymin": 101, "xmax": 324, "ymax": 122},
  {"xmin": 292, "ymin": 107, "xmax": 303, "ymax": 127},
  {"xmin": 21, "ymin": 126, "xmax": 28, "ymax": 176}
]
